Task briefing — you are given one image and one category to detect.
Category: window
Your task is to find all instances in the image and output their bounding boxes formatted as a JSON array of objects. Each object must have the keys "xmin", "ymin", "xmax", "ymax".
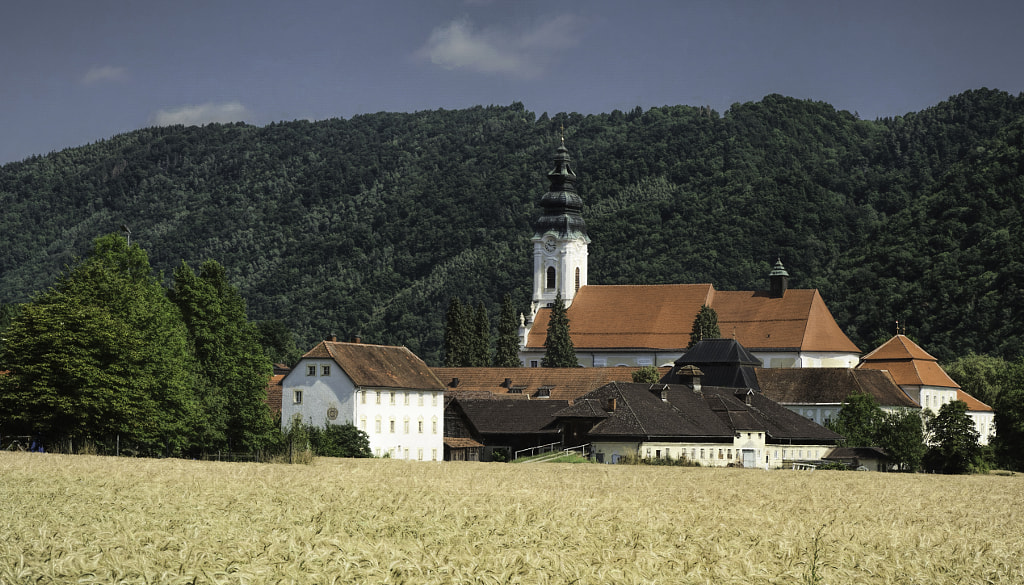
[
  {"xmin": 418, "ymin": 392, "xmax": 424, "ymax": 406},
  {"xmin": 718, "ymin": 449, "xmax": 724, "ymax": 460},
  {"xmin": 403, "ymin": 419, "xmax": 410, "ymax": 434},
  {"xmin": 404, "ymin": 392, "xmax": 410, "ymax": 406},
  {"xmin": 375, "ymin": 391, "xmax": 381, "ymax": 405},
  {"xmin": 418, "ymin": 420, "xmax": 424, "ymax": 434},
  {"xmin": 700, "ymin": 449, "xmax": 705, "ymax": 459},
  {"xmin": 404, "ymin": 449, "xmax": 409, "ymax": 459},
  {"xmin": 321, "ymin": 365, "xmax": 331, "ymax": 376},
  {"xmin": 293, "ymin": 390, "xmax": 303, "ymax": 404},
  {"xmin": 431, "ymin": 392, "xmax": 438, "ymax": 406},
  {"xmin": 390, "ymin": 391, "xmax": 396, "ymax": 405},
  {"xmin": 530, "ymin": 360, "xmax": 538, "ymax": 368},
  {"xmin": 389, "ymin": 420, "xmax": 395, "ymax": 433},
  {"xmin": 375, "ymin": 448, "xmax": 381, "ymax": 457},
  {"xmin": 727, "ymin": 449, "xmax": 732, "ymax": 459},
  {"xmin": 432, "ymin": 449, "xmax": 437, "ymax": 461},
  {"xmin": 360, "ymin": 391, "xmax": 366, "ymax": 404},
  {"xmin": 375, "ymin": 418, "xmax": 382, "ymax": 434},
  {"xmin": 575, "ymin": 267, "xmax": 580, "ymax": 292},
  {"xmin": 417, "ymin": 449, "xmax": 423, "ymax": 461},
  {"xmin": 432, "ymin": 418, "xmax": 438, "ymax": 434},
  {"xmin": 306, "ymin": 365, "xmax": 316, "ymax": 376},
  {"xmin": 546, "ymin": 266, "xmax": 556, "ymax": 289},
  {"xmin": 359, "ymin": 417, "xmax": 366, "ymax": 431}
]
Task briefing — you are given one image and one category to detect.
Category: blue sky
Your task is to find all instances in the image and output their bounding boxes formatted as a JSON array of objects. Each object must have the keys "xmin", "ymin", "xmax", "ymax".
[{"xmin": 3, "ymin": 0, "xmax": 1022, "ymax": 164}]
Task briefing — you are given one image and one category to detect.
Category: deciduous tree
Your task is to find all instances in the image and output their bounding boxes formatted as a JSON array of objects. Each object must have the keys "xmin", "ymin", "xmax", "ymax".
[{"xmin": 924, "ymin": 400, "xmax": 981, "ymax": 474}]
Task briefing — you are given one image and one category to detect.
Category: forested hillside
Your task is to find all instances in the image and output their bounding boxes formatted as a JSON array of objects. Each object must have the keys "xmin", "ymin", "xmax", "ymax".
[{"xmin": 1, "ymin": 89, "xmax": 1022, "ymax": 364}]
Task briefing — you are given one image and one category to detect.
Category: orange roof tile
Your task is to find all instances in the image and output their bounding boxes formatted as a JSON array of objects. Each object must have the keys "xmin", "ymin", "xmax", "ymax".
[
  {"xmin": 858, "ymin": 335, "xmax": 959, "ymax": 389},
  {"xmin": 433, "ymin": 366, "xmax": 670, "ymax": 403},
  {"xmin": 958, "ymin": 390, "xmax": 993, "ymax": 412},
  {"xmin": 860, "ymin": 335, "xmax": 936, "ymax": 361},
  {"xmin": 525, "ymin": 285, "xmax": 859, "ymax": 353}
]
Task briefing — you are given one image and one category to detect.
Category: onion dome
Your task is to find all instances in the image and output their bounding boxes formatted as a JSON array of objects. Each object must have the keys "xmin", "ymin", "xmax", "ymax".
[{"xmin": 534, "ymin": 141, "xmax": 589, "ymax": 240}]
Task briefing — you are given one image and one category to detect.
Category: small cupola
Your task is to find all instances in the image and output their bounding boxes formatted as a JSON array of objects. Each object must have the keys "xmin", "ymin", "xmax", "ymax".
[{"xmin": 769, "ymin": 258, "xmax": 789, "ymax": 299}]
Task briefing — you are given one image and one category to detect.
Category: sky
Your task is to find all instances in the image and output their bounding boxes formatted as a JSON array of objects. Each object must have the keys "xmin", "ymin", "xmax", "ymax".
[{"xmin": 3, "ymin": 0, "xmax": 1023, "ymax": 164}]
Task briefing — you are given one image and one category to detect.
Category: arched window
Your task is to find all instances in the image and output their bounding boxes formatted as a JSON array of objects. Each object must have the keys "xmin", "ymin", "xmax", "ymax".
[
  {"xmin": 575, "ymin": 267, "xmax": 580, "ymax": 292},
  {"xmin": 546, "ymin": 266, "xmax": 556, "ymax": 289}
]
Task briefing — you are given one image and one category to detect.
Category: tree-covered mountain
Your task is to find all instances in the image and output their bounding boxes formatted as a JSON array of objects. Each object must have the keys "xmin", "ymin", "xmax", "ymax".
[{"xmin": 1, "ymin": 89, "xmax": 1022, "ymax": 365}]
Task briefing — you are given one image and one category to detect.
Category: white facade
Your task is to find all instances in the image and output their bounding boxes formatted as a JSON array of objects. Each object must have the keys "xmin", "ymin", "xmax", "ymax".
[
  {"xmin": 591, "ymin": 431, "xmax": 833, "ymax": 469},
  {"xmin": 281, "ymin": 358, "xmax": 444, "ymax": 461},
  {"xmin": 519, "ymin": 348, "xmax": 861, "ymax": 370},
  {"xmin": 530, "ymin": 233, "xmax": 588, "ymax": 321}
]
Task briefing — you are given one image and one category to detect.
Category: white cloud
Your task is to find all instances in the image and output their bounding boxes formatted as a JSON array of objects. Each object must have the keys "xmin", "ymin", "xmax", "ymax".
[
  {"xmin": 417, "ymin": 15, "xmax": 580, "ymax": 78},
  {"xmin": 82, "ymin": 65, "xmax": 127, "ymax": 85},
  {"xmin": 151, "ymin": 102, "xmax": 250, "ymax": 126}
]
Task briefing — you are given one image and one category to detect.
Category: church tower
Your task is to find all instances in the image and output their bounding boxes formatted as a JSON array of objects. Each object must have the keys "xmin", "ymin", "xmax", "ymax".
[{"xmin": 530, "ymin": 137, "xmax": 590, "ymax": 320}]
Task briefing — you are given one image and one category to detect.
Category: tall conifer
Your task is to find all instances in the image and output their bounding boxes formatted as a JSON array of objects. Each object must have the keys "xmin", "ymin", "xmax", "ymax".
[
  {"xmin": 542, "ymin": 291, "xmax": 577, "ymax": 367},
  {"xmin": 493, "ymin": 294, "xmax": 522, "ymax": 367}
]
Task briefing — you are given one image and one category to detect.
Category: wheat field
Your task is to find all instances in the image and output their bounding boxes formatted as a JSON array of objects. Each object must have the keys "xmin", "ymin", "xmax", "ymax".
[{"xmin": 1, "ymin": 452, "xmax": 1021, "ymax": 584}]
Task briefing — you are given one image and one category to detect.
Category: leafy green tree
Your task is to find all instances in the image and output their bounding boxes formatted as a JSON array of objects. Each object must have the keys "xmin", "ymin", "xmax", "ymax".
[
  {"xmin": 0, "ymin": 234, "xmax": 200, "ymax": 455},
  {"xmin": 472, "ymin": 301, "xmax": 491, "ymax": 367},
  {"xmin": 493, "ymin": 294, "xmax": 522, "ymax": 367},
  {"xmin": 875, "ymin": 409, "xmax": 926, "ymax": 472},
  {"xmin": 632, "ymin": 365, "xmax": 660, "ymax": 383},
  {"xmin": 542, "ymin": 291, "xmax": 577, "ymax": 367},
  {"xmin": 170, "ymin": 260, "xmax": 275, "ymax": 453},
  {"xmin": 308, "ymin": 422, "xmax": 372, "ymax": 458},
  {"xmin": 924, "ymin": 400, "xmax": 981, "ymax": 474},
  {"xmin": 256, "ymin": 320, "xmax": 303, "ymax": 367},
  {"xmin": 827, "ymin": 389, "xmax": 883, "ymax": 448},
  {"xmin": 993, "ymin": 358, "xmax": 1024, "ymax": 471},
  {"xmin": 944, "ymin": 353, "xmax": 1007, "ymax": 406},
  {"xmin": 688, "ymin": 305, "xmax": 720, "ymax": 349}
]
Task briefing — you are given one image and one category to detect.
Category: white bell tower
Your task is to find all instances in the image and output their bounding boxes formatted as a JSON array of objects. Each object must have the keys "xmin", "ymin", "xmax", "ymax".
[{"xmin": 529, "ymin": 137, "xmax": 589, "ymax": 320}]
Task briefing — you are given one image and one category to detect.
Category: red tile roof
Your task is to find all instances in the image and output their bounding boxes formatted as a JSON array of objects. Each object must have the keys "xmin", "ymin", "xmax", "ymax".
[
  {"xmin": 304, "ymin": 341, "xmax": 444, "ymax": 390},
  {"xmin": 433, "ymin": 367, "xmax": 670, "ymax": 403},
  {"xmin": 525, "ymin": 285, "xmax": 859, "ymax": 353},
  {"xmin": 857, "ymin": 335, "xmax": 959, "ymax": 389},
  {"xmin": 958, "ymin": 390, "xmax": 993, "ymax": 413}
]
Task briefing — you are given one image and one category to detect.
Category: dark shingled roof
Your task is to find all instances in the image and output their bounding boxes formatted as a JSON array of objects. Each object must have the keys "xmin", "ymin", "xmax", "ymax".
[
  {"xmin": 303, "ymin": 341, "xmax": 443, "ymax": 390},
  {"xmin": 756, "ymin": 368, "xmax": 919, "ymax": 409},
  {"xmin": 454, "ymin": 398, "xmax": 570, "ymax": 434},
  {"xmin": 556, "ymin": 382, "xmax": 842, "ymax": 444},
  {"xmin": 666, "ymin": 338, "xmax": 762, "ymax": 390},
  {"xmin": 432, "ymin": 366, "xmax": 666, "ymax": 403}
]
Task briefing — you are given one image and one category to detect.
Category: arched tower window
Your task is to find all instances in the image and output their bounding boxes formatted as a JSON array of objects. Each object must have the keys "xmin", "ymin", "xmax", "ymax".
[
  {"xmin": 546, "ymin": 266, "xmax": 556, "ymax": 289},
  {"xmin": 575, "ymin": 267, "xmax": 580, "ymax": 292}
]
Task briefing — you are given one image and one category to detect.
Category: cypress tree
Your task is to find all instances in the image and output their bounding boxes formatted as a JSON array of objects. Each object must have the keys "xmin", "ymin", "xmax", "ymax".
[
  {"xmin": 688, "ymin": 305, "xmax": 721, "ymax": 348},
  {"xmin": 443, "ymin": 298, "xmax": 468, "ymax": 367},
  {"xmin": 493, "ymin": 294, "xmax": 522, "ymax": 367},
  {"xmin": 472, "ymin": 301, "xmax": 491, "ymax": 367},
  {"xmin": 542, "ymin": 291, "xmax": 577, "ymax": 367}
]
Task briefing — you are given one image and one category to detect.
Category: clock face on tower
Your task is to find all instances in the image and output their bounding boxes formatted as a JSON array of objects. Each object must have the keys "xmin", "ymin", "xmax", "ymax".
[{"xmin": 543, "ymin": 237, "xmax": 557, "ymax": 253}]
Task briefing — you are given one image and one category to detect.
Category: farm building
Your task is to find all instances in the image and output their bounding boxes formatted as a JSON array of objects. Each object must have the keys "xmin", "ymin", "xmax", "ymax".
[{"xmin": 281, "ymin": 339, "xmax": 445, "ymax": 461}]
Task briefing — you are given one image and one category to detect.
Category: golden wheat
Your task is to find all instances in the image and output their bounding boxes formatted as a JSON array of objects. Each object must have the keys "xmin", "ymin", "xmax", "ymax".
[{"xmin": 1, "ymin": 452, "xmax": 1021, "ymax": 584}]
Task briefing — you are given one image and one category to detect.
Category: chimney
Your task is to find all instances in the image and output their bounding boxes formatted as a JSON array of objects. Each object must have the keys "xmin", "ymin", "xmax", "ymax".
[
  {"xmin": 769, "ymin": 258, "xmax": 789, "ymax": 299},
  {"xmin": 351, "ymin": 335, "xmax": 361, "ymax": 343},
  {"xmin": 328, "ymin": 334, "xmax": 337, "ymax": 342},
  {"xmin": 503, "ymin": 378, "xmax": 512, "ymax": 388},
  {"xmin": 449, "ymin": 377, "xmax": 460, "ymax": 388}
]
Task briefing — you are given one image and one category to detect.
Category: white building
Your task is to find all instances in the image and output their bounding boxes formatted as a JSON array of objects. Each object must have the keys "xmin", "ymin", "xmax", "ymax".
[
  {"xmin": 857, "ymin": 334, "xmax": 994, "ymax": 445},
  {"xmin": 281, "ymin": 339, "xmax": 445, "ymax": 460}
]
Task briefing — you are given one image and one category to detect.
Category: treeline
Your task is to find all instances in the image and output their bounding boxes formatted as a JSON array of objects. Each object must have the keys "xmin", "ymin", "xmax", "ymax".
[
  {"xmin": 0, "ymin": 234, "xmax": 281, "ymax": 456},
  {"xmin": 1, "ymin": 90, "xmax": 1023, "ymax": 365}
]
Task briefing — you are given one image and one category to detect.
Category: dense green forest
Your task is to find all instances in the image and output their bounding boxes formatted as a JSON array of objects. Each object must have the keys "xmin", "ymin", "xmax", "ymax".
[{"xmin": 1, "ymin": 89, "xmax": 1022, "ymax": 365}]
